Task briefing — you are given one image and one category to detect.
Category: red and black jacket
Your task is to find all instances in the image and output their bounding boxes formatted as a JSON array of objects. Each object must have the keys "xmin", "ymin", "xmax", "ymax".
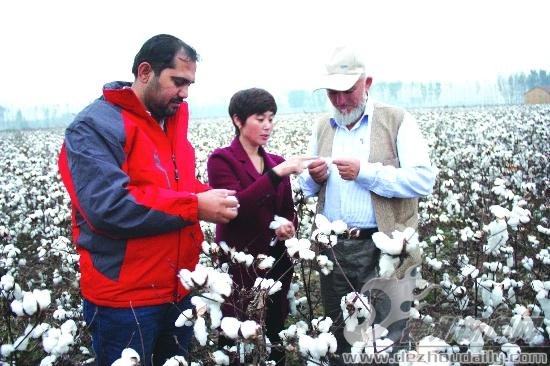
[{"xmin": 58, "ymin": 81, "xmax": 209, "ymax": 307}]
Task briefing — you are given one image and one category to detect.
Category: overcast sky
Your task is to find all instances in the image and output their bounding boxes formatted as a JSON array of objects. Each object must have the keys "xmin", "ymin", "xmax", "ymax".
[{"xmin": 1, "ymin": 0, "xmax": 549, "ymax": 111}]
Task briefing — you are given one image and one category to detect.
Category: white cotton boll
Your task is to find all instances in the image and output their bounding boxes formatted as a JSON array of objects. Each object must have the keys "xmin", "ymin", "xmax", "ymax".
[
  {"xmin": 268, "ymin": 281, "xmax": 283, "ymax": 295},
  {"xmin": 194, "ymin": 317, "xmax": 208, "ymax": 346},
  {"xmin": 10, "ymin": 299, "xmax": 24, "ymax": 316},
  {"xmin": 257, "ymin": 255, "xmax": 275, "ymax": 270},
  {"xmin": 379, "ymin": 254, "xmax": 399, "ymax": 277},
  {"xmin": 111, "ymin": 359, "xmax": 137, "ymax": 366},
  {"xmin": 367, "ymin": 338, "xmax": 393, "ymax": 355},
  {"xmin": 417, "ymin": 336, "xmax": 449, "ymax": 354},
  {"xmin": 285, "ymin": 238, "xmax": 301, "ymax": 257},
  {"xmin": 240, "ymin": 320, "xmax": 260, "ymax": 339},
  {"xmin": 351, "ymin": 341, "xmax": 365, "ymax": 354},
  {"xmin": 179, "ymin": 269, "xmax": 194, "ymax": 289},
  {"xmin": 410, "ymin": 307, "xmax": 421, "ymax": 319},
  {"xmin": 201, "ymin": 241, "xmax": 211, "ymax": 254},
  {"xmin": 536, "ymin": 225, "xmax": 550, "ymax": 235},
  {"xmin": 42, "ymin": 328, "xmax": 61, "ymax": 353},
  {"xmin": 53, "ymin": 308, "xmax": 67, "ymax": 321},
  {"xmin": 61, "ymin": 319, "xmax": 77, "ymax": 335},
  {"xmin": 315, "ymin": 214, "xmax": 332, "ymax": 235},
  {"xmin": 269, "ymin": 215, "xmax": 290, "ymax": 230},
  {"xmin": 191, "ymin": 296, "xmax": 207, "ymax": 313},
  {"xmin": 331, "ymin": 220, "xmax": 347, "ymax": 234},
  {"xmin": 372, "ymin": 232, "xmax": 403, "ymax": 255},
  {"xmin": 1, "ymin": 344, "xmax": 14, "ymax": 357},
  {"xmin": 298, "ymin": 334, "xmax": 315, "ymax": 356},
  {"xmin": 162, "ymin": 356, "xmax": 188, "ymax": 366},
  {"xmin": 175, "ymin": 309, "xmax": 195, "ymax": 327},
  {"xmin": 121, "ymin": 348, "xmax": 140, "ymax": 361},
  {"xmin": 1, "ymin": 274, "xmax": 15, "ymax": 291},
  {"xmin": 13, "ymin": 335, "xmax": 29, "ymax": 351},
  {"xmin": 460, "ymin": 264, "xmax": 479, "ymax": 279},
  {"xmin": 212, "ymin": 350, "xmax": 229, "ymax": 365},
  {"xmin": 221, "ymin": 317, "xmax": 241, "ymax": 339},
  {"xmin": 191, "ymin": 268, "xmax": 208, "ymax": 287},
  {"xmin": 310, "ymin": 334, "xmax": 329, "ymax": 358},
  {"xmin": 521, "ymin": 257, "xmax": 533, "ymax": 271},
  {"xmin": 39, "ymin": 355, "xmax": 57, "ymax": 366},
  {"xmin": 31, "ymin": 323, "xmax": 51, "ymax": 338},
  {"xmin": 299, "ymin": 247, "xmax": 316, "ymax": 260},
  {"xmin": 33, "ymin": 289, "xmax": 51, "ymax": 310},
  {"xmin": 313, "ymin": 317, "xmax": 333, "ymax": 333},
  {"xmin": 319, "ymin": 332, "xmax": 337, "ymax": 354},
  {"xmin": 490, "ymin": 205, "xmax": 510, "ymax": 219},
  {"xmin": 219, "ymin": 241, "xmax": 230, "ymax": 254},
  {"xmin": 22, "ymin": 291, "xmax": 38, "ymax": 316},
  {"xmin": 208, "ymin": 273, "xmax": 232, "ymax": 298},
  {"xmin": 209, "ymin": 302, "xmax": 223, "ymax": 329}
]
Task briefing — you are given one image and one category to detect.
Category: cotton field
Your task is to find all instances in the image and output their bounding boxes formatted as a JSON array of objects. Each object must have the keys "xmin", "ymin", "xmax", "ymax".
[{"xmin": 0, "ymin": 104, "xmax": 549, "ymax": 365}]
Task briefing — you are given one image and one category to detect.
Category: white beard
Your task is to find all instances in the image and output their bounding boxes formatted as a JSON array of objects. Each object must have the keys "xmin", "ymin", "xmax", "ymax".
[{"xmin": 332, "ymin": 98, "xmax": 367, "ymax": 128}]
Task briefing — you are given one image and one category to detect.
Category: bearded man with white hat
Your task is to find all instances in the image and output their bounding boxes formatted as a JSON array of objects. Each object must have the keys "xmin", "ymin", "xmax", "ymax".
[{"xmin": 298, "ymin": 46, "xmax": 437, "ymax": 362}]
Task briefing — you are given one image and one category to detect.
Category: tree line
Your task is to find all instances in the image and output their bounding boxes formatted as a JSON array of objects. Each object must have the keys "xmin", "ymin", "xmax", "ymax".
[{"xmin": 1, "ymin": 70, "xmax": 549, "ymax": 130}]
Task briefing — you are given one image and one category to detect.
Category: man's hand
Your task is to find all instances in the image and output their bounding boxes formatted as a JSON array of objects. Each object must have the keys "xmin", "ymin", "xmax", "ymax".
[
  {"xmin": 275, "ymin": 222, "xmax": 295, "ymax": 241},
  {"xmin": 308, "ymin": 159, "xmax": 329, "ymax": 184},
  {"xmin": 272, "ymin": 155, "xmax": 315, "ymax": 177},
  {"xmin": 197, "ymin": 189, "xmax": 239, "ymax": 224},
  {"xmin": 333, "ymin": 158, "xmax": 360, "ymax": 180}
]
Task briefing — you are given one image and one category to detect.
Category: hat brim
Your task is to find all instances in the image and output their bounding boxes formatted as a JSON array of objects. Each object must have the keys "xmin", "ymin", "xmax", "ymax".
[{"xmin": 315, "ymin": 73, "xmax": 362, "ymax": 91}]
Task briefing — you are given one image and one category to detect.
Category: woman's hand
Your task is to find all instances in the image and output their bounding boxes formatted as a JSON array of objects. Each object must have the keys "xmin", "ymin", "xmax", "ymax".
[
  {"xmin": 275, "ymin": 221, "xmax": 295, "ymax": 241},
  {"xmin": 272, "ymin": 156, "xmax": 316, "ymax": 177}
]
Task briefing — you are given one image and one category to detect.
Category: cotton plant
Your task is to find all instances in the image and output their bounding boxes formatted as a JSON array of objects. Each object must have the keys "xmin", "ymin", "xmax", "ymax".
[
  {"xmin": 179, "ymin": 263, "xmax": 233, "ymax": 299},
  {"xmin": 279, "ymin": 320, "xmax": 309, "ymax": 352},
  {"xmin": 501, "ymin": 305, "xmax": 544, "ymax": 346},
  {"xmin": 111, "ymin": 348, "xmax": 140, "ymax": 366},
  {"xmin": 10, "ymin": 288, "xmax": 51, "ymax": 317},
  {"xmin": 285, "ymin": 237, "xmax": 316, "ymax": 260},
  {"xmin": 483, "ymin": 205, "xmax": 510, "ymax": 255},
  {"xmin": 397, "ymin": 335, "xmax": 453, "ymax": 366},
  {"xmin": 253, "ymin": 277, "xmax": 283, "ymax": 295},
  {"xmin": 452, "ymin": 316, "xmax": 497, "ymax": 353},
  {"xmin": 220, "ymin": 317, "xmax": 261, "ymax": 340},
  {"xmin": 372, "ymin": 227, "xmax": 421, "ymax": 277},
  {"xmin": 310, "ymin": 214, "xmax": 345, "ymax": 247},
  {"xmin": 297, "ymin": 333, "xmax": 337, "ymax": 364},
  {"xmin": 42, "ymin": 319, "xmax": 78, "ymax": 357},
  {"xmin": 350, "ymin": 324, "xmax": 393, "ymax": 356},
  {"xmin": 340, "ymin": 292, "xmax": 372, "ymax": 332},
  {"xmin": 316, "ymin": 254, "xmax": 334, "ymax": 275},
  {"xmin": 506, "ymin": 201, "xmax": 531, "ymax": 230}
]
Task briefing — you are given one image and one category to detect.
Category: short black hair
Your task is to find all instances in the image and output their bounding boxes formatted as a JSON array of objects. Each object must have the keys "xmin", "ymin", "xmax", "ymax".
[
  {"xmin": 228, "ymin": 88, "xmax": 277, "ymax": 135},
  {"xmin": 132, "ymin": 34, "xmax": 199, "ymax": 78}
]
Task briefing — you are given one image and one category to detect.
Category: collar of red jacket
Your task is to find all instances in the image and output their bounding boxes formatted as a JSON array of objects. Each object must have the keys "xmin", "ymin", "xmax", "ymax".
[{"xmin": 101, "ymin": 81, "xmax": 188, "ymax": 123}]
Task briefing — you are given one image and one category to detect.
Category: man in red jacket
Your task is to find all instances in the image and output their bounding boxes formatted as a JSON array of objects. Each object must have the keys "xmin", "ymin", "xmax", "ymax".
[{"xmin": 58, "ymin": 34, "xmax": 238, "ymax": 366}]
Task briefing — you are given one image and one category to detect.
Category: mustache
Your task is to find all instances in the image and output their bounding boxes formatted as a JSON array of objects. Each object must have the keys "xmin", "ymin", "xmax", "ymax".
[{"xmin": 171, "ymin": 97, "xmax": 184, "ymax": 103}]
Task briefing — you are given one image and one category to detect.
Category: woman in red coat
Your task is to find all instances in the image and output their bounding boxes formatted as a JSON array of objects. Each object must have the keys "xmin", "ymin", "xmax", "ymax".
[{"xmin": 207, "ymin": 88, "xmax": 308, "ymax": 364}]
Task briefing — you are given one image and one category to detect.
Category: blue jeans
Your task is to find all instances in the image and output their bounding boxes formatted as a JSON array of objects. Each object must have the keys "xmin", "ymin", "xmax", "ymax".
[{"xmin": 83, "ymin": 297, "xmax": 193, "ymax": 366}]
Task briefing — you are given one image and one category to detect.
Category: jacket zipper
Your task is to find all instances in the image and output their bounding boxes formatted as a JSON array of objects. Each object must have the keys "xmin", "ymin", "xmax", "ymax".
[
  {"xmin": 170, "ymin": 147, "xmax": 181, "ymax": 302},
  {"xmin": 171, "ymin": 153, "xmax": 179, "ymax": 182}
]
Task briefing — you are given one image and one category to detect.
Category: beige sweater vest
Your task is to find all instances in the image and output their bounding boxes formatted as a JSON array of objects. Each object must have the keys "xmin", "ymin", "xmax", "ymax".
[{"xmin": 315, "ymin": 103, "xmax": 419, "ymax": 235}]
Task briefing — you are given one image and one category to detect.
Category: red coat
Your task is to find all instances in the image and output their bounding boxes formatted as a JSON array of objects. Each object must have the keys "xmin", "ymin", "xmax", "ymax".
[
  {"xmin": 58, "ymin": 81, "xmax": 209, "ymax": 307},
  {"xmin": 207, "ymin": 137, "xmax": 295, "ymax": 320}
]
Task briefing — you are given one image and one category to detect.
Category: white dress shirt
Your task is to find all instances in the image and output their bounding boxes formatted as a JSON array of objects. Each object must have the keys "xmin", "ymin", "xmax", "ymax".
[{"xmin": 298, "ymin": 97, "xmax": 437, "ymax": 228}]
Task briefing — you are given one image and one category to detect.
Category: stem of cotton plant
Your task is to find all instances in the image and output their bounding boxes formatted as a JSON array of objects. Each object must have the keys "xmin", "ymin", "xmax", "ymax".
[
  {"xmin": 326, "ymin": 244, "xmax": 371, "ymax": 315},
  {"xmin": 300, "ymin": 262, "xmax": 314, "ymax": 323}
]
